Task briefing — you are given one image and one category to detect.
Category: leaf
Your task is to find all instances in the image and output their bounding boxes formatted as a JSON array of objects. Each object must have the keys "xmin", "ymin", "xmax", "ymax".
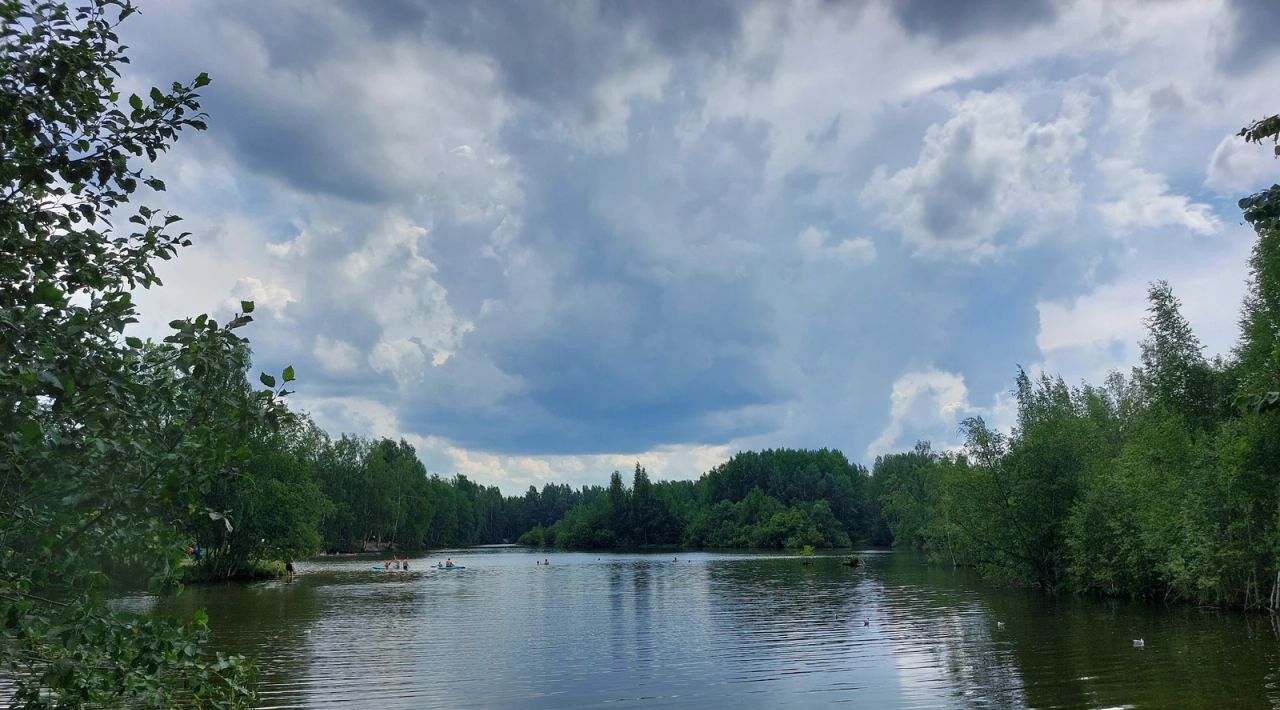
[
  {"xmin": 37, "ymin": 371, "xmax": 63, "ymax": 391},
  {"xmin": 259, "ymin": 373, "xmax": 276, "ymax": 388},
  {"xmin": 33, "ymin": 281, "xmax": 63, "ymax": 305},
  {"xmin": 129, "ymin": 93, "xmax": 142, "ymax": 111},
  {"xmin": 282, "ymin": 365, "xmax": 295, "ymax": 382},
  {"xmin": 125, "ymin": 336, "xmax": 143, "ymax": 348},
  {"xmin": 240, "ymin": 300, "xmax": 255, "ymax": 314}
]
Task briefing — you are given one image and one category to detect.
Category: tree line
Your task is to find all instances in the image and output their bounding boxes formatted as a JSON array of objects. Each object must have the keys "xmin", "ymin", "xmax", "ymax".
[
  {"xmin": 181, "ymin": 430, "xmax": 886, "ymax": 576},
  {"xmin": 519, "ymin": 450, "xmax": 879, "ymax": 550},
  {"xmin": 872, "ymin": 133, "xmax": 1280, "ymax": 610}
]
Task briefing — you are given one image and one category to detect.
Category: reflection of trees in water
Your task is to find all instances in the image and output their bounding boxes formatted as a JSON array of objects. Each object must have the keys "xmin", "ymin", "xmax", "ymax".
[
  {"xmin": 996, "ymin": 597, "xmax": 1280, "ymax": 709},
  {"xmin": 154, "ymin": 577, "xmax": 325, "ymax": 698},
  {"xmin": 604, "ymin": 560, "xmax": 706, "ymax": 666},
  {"xmin": 864, "ymin": 554, "xmax": 1028, "ymax": 708},
  {"xmin": 142, "ymin": 554, "xmax": 1280, "ymax": 709},
  {"xmin": 876, "ymin": 553, "xmax": 1280, "ymax": 710},
  {"xmin": 701, "ymin": 555, "xmax": 904, "ymax": 696}
]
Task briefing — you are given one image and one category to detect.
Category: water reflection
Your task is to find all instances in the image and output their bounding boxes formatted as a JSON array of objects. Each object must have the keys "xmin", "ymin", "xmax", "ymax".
[{"xmin": 132, "ymin": 549, "xmax": 1280, "ymax": 709}]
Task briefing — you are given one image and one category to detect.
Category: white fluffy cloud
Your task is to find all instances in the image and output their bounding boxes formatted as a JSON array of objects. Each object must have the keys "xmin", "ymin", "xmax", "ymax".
[
  {"xmin": 1206, "ymin": 132, "xmax": 1278, "ymax": 194},
  {"xmin": 863, "ymin": 91, "xmax": 1089, "ymax": 258},
  {"xmin": 867, "ymin": 369, "xmax": 971, "ymax": 456},
  {"xmin": 1097, "ymin": 159, "xmax": 1220, "ymax": 236}
]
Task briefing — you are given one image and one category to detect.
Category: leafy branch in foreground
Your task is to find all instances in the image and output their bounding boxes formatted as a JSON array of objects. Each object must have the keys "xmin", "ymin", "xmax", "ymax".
[{"xmin": 0, "ymin": 0, "xmax": 288, "ymax": 705}]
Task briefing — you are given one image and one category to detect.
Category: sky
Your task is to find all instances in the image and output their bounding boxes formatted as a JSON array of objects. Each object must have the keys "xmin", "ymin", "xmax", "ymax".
[{"xmin": 119, "ymin": 0, "xmax": 1280, "ymax": 494}]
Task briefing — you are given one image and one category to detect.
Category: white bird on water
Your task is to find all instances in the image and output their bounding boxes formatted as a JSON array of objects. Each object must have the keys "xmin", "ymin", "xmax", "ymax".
[{"xmin": 1133, "ymin": 639, "xmax": 1145, "ymax": 648}]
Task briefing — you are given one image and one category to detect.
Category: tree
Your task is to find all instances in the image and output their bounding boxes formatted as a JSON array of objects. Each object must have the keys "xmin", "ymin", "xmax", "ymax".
[
  {"xmin": 873, "ymin": 442, "xmax": 942, "ymax": 551},
  {"xmin": 0, "ymin": 1, "xmax": 290, "ymax": 704},
  {"xmin": 188, "ymin": 415, "xmax": 332, "ymax": 579},
  {"xmin": 1136, "ymin": 281, "xmax": 1215, "ymax": 427},
  {"xmin": 1236, "ymin": 112, "xmax": 1280, "ymax": 410}
]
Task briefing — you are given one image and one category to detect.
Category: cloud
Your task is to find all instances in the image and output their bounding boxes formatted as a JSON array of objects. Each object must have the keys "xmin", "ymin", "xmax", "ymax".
[
  {"xmin": 313, "ymin": 336, "xmax": 362, "ymax": 376},
  {"xmin": 1097, "ymin": 159, "xmax": 1220, "ymax": 236},
  {"xmin": 885, "ymin": 0, "xmax": 1059, "ymax": 44},
  {"xmin": 797, "ymin": 226, "xmax": 877, "ymax": 264},
  {"xmin": 867, "ymin": 369, "xmax": 972, "ymax": 456},
  {"xmin": 1206, "ymin": 132, "xmax": 1278, "ymax": 194},
  {"xmin": 1216, "ymin": 0, "xmax": 1280, "ymax": 73},
  {"xmin": 227, "ymin": 277, "xmax": 293, "ymax": 317},
  {"xmin": 1034, "ymin": 223, "xmax": 1254, "ymax": 386},
  {"xmin": 863, "ymin": 91, "xmax": 1089, "ymax": 258}
]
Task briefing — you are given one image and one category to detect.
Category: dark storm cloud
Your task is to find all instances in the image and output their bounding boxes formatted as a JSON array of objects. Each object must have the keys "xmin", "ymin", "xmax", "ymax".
[
  {"xmin": 214, "ymin": 94, "xmax": 393, "ymax": 203},
  {"xmin": 126, "ymin": 1, "xmax": 756, "ymax": 205},
  {"xmin": 887, "ymin": 0, "xmax": 1060, "ymax": 43},
  {"xmin": 363, "ymin": 0, "xmax": 749, "ymax": 119},
  {"xmin": 1217, "ymin": 0, "xmax": 1280, "ymax": 72},
  {"xmin": 919, "ymin": 122, "xmax": 999, "ymax": 241},
  {"xmin": 401, "ymin": 112, "xmax": 788, "ymax": 455}
]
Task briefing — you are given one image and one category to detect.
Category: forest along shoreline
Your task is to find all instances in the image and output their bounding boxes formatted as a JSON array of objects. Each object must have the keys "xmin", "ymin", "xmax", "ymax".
[{"xmin": 182, "ymin": 213, "xmax": 1280, "ymax": 613}]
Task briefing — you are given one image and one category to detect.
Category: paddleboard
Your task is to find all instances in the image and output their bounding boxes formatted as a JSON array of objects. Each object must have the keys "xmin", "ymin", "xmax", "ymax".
[{"xmin": 435, "ymin": 566, "xmax": 465, "ymax": 570}]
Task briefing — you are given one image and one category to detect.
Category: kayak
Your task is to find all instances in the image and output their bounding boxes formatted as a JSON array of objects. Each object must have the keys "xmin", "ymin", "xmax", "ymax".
[
  {"xmin": 369, "ymin": 565, "xmax": 410, "ymax": 571},
  {"xmin": 435, "ymin": 566, "xmax": 465, "ymax": 570}
]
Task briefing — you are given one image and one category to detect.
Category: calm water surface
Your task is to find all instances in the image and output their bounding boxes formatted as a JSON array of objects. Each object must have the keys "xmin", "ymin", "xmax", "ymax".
[{"xmin": 139, "ymin": 548, "xmax": 1279, "ymax": 709}]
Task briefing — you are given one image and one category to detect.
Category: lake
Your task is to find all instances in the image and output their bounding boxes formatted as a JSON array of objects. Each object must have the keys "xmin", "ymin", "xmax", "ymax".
[{"xmin": 135, "ymin": 547, "xmax": 1278, "ymax": 709}]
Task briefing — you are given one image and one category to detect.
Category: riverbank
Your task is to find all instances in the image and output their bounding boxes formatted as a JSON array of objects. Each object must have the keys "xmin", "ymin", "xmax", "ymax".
[{"xmin": 181, "ymin": 559, "xmax": 291, "ymax": 584}]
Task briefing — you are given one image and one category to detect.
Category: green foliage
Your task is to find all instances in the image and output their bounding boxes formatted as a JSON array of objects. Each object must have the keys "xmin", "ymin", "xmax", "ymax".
[
  {"xmin": 529, "ymin": 451, "xmax": 870, "ymax": 551},
  {"xmin": 186, "ymin": 416, "xmax": 332, "ymax": 580},
  {"xmin": 309, "ymin": 435, "xmax": 545, "ymax": 552},
  {"xmin": 872, "ymin": 442, "xmax": 945, "ymax": 551},
  {"xmin": 1137, "ymin": 281, "xmax": 1216, "ymax": 428},
  {"xmin": 0, "ymin": 0, "xmax": 279, "ymax": 703},
  {"xmin": 1238, "ymin": 114, "xmax": 1280, "ymax": 158},
  {"xmin": 868, "ymin": 151, "xmax": 1280, "ymax": 608}
]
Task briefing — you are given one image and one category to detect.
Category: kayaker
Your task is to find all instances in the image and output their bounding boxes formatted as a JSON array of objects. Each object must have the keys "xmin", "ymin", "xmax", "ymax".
[
  {"xmin": 384, "ymin": 560, "xmax": 391, "ymax": 570},
  {"xmin": 446, "ymin": 558, "xmax": 454, "ymax": 568}
]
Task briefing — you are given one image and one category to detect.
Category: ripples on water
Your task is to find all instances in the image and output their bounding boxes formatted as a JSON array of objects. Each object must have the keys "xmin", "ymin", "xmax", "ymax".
[{"xmin": 129, "ymin": 550, "xmax": 1280, "ymax": 708}]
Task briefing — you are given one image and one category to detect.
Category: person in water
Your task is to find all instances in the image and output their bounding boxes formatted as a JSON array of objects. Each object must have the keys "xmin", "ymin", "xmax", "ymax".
[
  {"xmin": 403, "ymin": 560, "xmax": 409, "ymax": 571},
  {"xmin": 543, "ymin": 558, "xmax": 549, "ymax": 565},
  {"xmin": 446, "ymin": 558, "xmax": 454, "ymax": 567},
  {"xmin": 285, "ymin": 561, "xmax": 295, "ymax": 580}
]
